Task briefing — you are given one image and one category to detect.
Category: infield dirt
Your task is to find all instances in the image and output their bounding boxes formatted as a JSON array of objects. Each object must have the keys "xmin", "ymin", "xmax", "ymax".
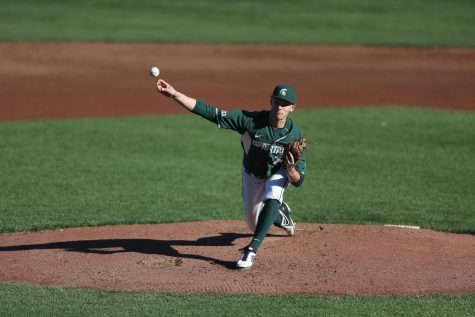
[{"xmin": 1, "ymin": 43, "xmax": 474, "ymax": 121}]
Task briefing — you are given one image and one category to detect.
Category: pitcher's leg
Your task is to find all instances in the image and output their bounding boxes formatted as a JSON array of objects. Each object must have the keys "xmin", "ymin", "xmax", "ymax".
[
  {"xmin": 248, "ymin": 199, "xmax": 281, "ymax": 251},
  {"xmin": 251, "ymin": 170, "xmax": 289, "ymax": 249},
  {"xmin": 241, "ymin": 168, "xmax": 266, "ymax": 231},
  {"xmin": 237, "ymin": 171, "xmax": 290, "ymax": 269}
]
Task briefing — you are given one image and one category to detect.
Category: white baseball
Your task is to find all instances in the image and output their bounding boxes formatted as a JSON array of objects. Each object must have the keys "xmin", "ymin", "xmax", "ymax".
[{"xmin": 149, "ymin": 66, "xmax": 160, "ymax": 77}]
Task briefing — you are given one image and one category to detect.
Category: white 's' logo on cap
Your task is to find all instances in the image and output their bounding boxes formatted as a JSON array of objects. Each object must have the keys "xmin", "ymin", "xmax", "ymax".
[{"xmin": 280, "ymin": 88, "xmax": 287, "ymax": 96}]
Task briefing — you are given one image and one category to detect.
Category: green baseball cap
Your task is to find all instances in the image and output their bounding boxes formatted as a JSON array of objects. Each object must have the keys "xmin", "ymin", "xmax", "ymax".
[{"xmin": 271, "ymin": 84, "xmax": 296, "ymax": 104}]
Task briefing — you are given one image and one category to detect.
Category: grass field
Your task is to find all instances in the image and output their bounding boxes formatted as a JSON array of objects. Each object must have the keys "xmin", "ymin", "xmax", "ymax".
[
  {"xmin": 1, "ymin": 108, "xmax": 474, "ymax": 234},
  {"xmin": 0, "ymin": 0, "xmax": 474, "ymax": 46},
  {"xmin": 1, "ymin": 282, "xmax": 475, "ymax": 317}
]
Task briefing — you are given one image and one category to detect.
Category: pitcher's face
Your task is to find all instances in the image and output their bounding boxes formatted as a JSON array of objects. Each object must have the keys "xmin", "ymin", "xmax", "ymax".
[{"xmin": 270, "ymin": 97, "xmax": 295, "ymax": 120}]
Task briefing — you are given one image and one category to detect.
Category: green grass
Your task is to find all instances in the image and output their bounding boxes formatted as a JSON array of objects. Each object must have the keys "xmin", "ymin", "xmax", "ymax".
[
  {"xmin": 1, "ymin": 282, "xmax": 475, "ymax": 317},
  {"xmin": 0, "ymin": 0, "xmax": 474, "ymax": 46},
  {"xmin": 0, "ymin": 107, "xmax": 474, "ymax": 234}
]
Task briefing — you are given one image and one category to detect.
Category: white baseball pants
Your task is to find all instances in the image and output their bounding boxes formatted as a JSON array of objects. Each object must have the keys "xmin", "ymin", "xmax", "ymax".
[{"xmin": 241, "ymin": 167, "xmax": 289, "ymax": 231}]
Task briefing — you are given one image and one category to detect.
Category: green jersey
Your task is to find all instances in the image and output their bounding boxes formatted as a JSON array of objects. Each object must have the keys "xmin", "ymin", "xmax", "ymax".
[{"xmin": 192, "ymin": 100, "xmax": 306, "ymax": 180}]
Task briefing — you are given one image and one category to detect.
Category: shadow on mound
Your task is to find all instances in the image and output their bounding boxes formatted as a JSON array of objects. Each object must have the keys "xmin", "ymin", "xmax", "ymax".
[{"xmin": 0, "ymin": 232, "xmax": 255, "ymax": 270}]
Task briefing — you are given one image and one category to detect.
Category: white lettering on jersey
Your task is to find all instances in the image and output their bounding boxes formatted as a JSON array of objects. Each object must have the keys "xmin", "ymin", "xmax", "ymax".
[
  {"xmin": 251, "ymin": 140, "xmax": 284, "ymax": 155},
  {"xmin": 270, "ymin": 145, "xmax": 285, "ymax": 155},
  {"xmin": 252, "ymin": 140, "xmax": 270, "ymax": 151}
]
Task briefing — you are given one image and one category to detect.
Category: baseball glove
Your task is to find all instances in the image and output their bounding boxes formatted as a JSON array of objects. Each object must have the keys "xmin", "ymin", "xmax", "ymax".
[{"xmin": 281, "ymin": 137, "xmax": 308, "ymax": 170}]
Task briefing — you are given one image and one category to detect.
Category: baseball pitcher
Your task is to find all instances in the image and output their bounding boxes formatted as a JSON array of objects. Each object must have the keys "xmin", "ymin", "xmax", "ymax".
[{"xmin": 156, "ymin": 79, "xmax": 307, "ymax": 269}]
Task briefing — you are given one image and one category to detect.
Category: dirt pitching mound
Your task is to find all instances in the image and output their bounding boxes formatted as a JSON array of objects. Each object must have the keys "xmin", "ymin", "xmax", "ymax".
[{"xmin": 1, "ymin": 221, "xmax": 474, "ymax": 295}]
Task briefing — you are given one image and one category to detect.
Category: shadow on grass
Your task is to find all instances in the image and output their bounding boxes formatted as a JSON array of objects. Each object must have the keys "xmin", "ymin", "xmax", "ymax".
[{"xmin": 0, "ymin": 232, "xmax": 259, "ymax": 270}]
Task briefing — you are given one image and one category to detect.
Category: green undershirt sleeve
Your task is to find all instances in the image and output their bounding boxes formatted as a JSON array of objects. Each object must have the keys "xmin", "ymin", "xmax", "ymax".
[{"xmin": 291, "ymin": 170, "xmax": 305, "ymax": 187}]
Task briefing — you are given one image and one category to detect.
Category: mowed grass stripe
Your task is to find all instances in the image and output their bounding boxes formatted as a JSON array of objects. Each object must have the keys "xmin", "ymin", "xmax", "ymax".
[
  {"xmin": 1, "ymin": 107, "xmax": 474, "ymax": 233},
  {"xmin": 0, "ymin": 0, "xmax": 474, "ymax": 46},
  {"xmin": 1, "ymin": 282, "xmax": 474, "ymax": 317}
]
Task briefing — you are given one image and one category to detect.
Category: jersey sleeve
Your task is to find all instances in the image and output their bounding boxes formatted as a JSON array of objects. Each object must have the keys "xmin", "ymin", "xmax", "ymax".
[{"xmin": 192, "ymin": 99, "xmax": 251, "ymax": 133}]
